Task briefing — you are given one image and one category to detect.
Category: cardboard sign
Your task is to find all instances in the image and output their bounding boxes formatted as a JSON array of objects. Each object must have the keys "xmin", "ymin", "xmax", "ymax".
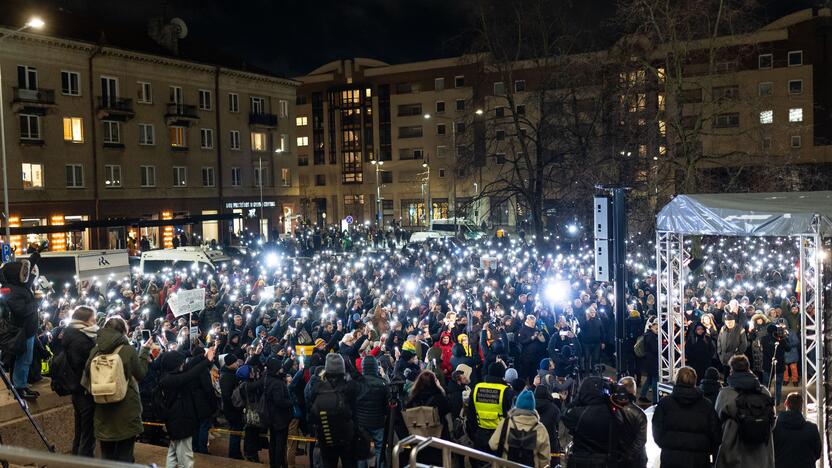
[{"xmin": 169, "ymin": 288, "xmax": 206, "ymax": 317}]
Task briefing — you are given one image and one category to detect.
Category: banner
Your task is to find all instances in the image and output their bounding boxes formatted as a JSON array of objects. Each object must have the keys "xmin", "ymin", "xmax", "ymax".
[{"xmin": 169, "ymin": 288, "xmax": 206, "ymax": 317}]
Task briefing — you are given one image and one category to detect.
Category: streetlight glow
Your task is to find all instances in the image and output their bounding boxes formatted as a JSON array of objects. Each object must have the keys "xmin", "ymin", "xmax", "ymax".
[
  {"xmin": 26, "ymin": 17, "xmax": 45, "ymax": 29},
  {"xmin": 475, "ymin": 108, "xmax": 484, "ymax": 115},
  {"xmin": 423, "ymin": 113, "xmax": 431, "ymax": 119}
]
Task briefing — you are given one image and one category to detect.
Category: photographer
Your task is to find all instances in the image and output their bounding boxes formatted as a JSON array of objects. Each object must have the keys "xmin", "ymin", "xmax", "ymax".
[
  {"xmin": 0, "ymin": 249, "xmax": 41, "ymax": 399},
  {"xmin": 563, "ymin": 376, "xmax": 621, "ymax": 468},
  {"xmin": 760, "ymin": 323, "xmax": 790, "ymax": 406}
]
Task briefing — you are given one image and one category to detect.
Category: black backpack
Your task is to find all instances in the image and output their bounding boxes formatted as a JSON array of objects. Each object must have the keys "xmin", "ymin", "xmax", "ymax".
[
  {"xmin": 499, "ymin": 416, "xmax": 537, "ymax": 466},
  {"xmin": 735, "ymin": 387, "xmax": 774, "ymax": 445},
  {"xmin": 310, "ymin": 379, "xmax": 353, "ymax": 447},
  {"xmin": 49, "ymin": 351, "xmax": 79, "ymax": 396}
]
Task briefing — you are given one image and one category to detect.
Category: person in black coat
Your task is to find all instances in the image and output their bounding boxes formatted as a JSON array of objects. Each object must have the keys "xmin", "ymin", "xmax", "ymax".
[
  {"xmin": 534, "ymin": 383, "xmax": 561, "ymax": 467},
  {"xmin": 773, "ymin": 392, "xmax": 821, "ymax": 468},
  {"xmin": 354, "ymin": 356, "xmax": 389, "ymax": 468},
  {"xmin": 623, "ymin": 311, "xmax": 645, "ymax": 382},
  {"xmin": 186, "ymin": 345, "xmax": 218, "ymax": 454},
  {"xmin": 761, "ymin": 323, "xmax": 790, "ymax": 406},
  {"xmin": 219, "ymin": 354, "xmax": 244, "ymax": 459},
  {"xmin": 158, "ymin": 348, "xmax": 215, "ymax": 468},
  {"xmin": 404, "ymin": 370, "xmax": 452, "ymax": 466},
  {"xmin": 255, "ymin": 357, "xmax": 293, "ymax": 468},
  {"xmin": 0, "ymin": 250, "xmax": 41, "ymax": 398},
  {"xmin": 652, "ymin": 367, "xmax": 721, "ymax": 468},
  {"xmin": 638, "ymin": 321, "xmax": 659, "ymax": 404},
  {"xmin": 563, "ymin": 376, "xmax": 621, "ymax": 468},
  {"xmin": 699, "ymin": 367, "xmax": 722, "ymax": 406},
  {"xmin": 60, "ymin": 306, "xmax": 98, "ymax": 457},
  {"xmin": 686, "ymin": 323, "xmax": 716, "ymax": 384},
  {"xmin": 579, "ymin": 309, "xmax": 605, "ymax": 374}
]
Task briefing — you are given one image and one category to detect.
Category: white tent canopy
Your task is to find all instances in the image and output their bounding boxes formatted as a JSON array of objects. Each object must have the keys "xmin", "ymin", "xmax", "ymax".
[{"xmin": 656, "ymin": 191, "xmax": 832, "ymax": 236}]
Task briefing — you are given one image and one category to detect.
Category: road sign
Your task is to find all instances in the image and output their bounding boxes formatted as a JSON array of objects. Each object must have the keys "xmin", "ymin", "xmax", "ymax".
[
  {"xmin": 345, "ymin": 215, "xmax": 354, "ymax": 225},
  {"xmin": 1, "ymin": 244, "xmax": 11, "ymax": 264}
]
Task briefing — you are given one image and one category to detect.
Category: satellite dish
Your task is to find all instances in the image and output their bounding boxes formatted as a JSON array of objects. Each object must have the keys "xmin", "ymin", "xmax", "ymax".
[{"xmin": 170, "ymin": 17, "xmax": 188, "ymax": 39}]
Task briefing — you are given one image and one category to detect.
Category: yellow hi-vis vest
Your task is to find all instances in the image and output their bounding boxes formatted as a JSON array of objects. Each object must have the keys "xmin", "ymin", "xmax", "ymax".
[{"xmin": 472, "ymin": 382, "xmax": 507, "ymax": 430}]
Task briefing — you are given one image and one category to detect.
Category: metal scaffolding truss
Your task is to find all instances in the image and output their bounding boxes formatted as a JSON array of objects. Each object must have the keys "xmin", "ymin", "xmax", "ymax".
[
  {"xmin": 656, "ymin": 231, "xmax": 688, "ymax": 384},
  {"xmin": 798, "ymin": 232, "xmax": 824, "ymax": 439}
]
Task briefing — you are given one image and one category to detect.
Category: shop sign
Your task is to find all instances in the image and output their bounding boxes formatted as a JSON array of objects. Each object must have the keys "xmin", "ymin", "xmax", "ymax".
[{"xmin": 225, "ymin": 201, "xmax": 276, "ymax": 209}]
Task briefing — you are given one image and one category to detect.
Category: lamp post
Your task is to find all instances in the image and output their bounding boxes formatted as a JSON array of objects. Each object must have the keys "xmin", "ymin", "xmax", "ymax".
[
  {"xmin": 370, "ymin": 160, "xmax": 384, "ymax": 226},
  {"xmin": 421, "ymin": 161, "xmax": 431, "ymax": 226},
  {"xmin": 0, "ymin": 18, "xmax": 45, "ymax": 249}
]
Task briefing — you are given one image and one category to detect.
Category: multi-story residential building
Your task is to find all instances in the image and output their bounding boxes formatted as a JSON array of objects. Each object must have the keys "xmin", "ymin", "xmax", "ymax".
[
  {"xmin": 295, "ymin": 8, "xmax": 832, "ymax": 232},
  {"xmin": 0, "ymin": 16, "xmax": 299, "ymax": 251}
]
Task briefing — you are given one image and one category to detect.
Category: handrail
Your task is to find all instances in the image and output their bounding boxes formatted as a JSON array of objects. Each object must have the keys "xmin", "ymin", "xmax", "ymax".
[
  {"xmin": 0, "ymin": 444, "xmax": 148, "ymax": 468},
  {"xmin": 392, "ymin": 434, "xmax": 531, "ymax": 468}
]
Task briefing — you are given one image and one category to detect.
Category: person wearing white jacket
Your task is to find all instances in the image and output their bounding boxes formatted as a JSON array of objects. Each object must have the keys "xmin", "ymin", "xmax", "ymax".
[{"xmin": 489, "ymin": 389, "xmax": 550, "ymax": 468}]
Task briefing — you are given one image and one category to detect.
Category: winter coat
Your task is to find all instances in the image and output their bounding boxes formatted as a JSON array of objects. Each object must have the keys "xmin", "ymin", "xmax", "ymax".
[
  {"xmin": 261, "ymin": 373, "xmax": 294, "ymax": 430},
  {"xmin": 563, "ymin": 377, "xmax": 616, "ymax": 460},
  {"xmin": 0, "ymin": 253, "xmax": 40, "ymax": 338},
  {"xmin": 653, "ymin": 383, "xmax": 722, "ymax": 468},
  {"xmin": 760, "ymin": 333, "xmax": 790, "ymax": 375},
  {"xmin": 82, "ymin": 327, "xmax": 150, "ymax": 441},
  {"xmin": 433, "ymin": 332, "xmax": 454, "ymax": 378},
  {"xmin": 617, "ymin": 399, "xmax": 648, "ymax": 468},
  {"xmin": 159, "ymin": 355, "xmax": 212, "ymax": 440},
  {"xmin": 783, "ymin": 332, "xmax": 799, "ymax": 365},
  {"xmin": 772, "ymin": 409, "xmax": 821, "ymax": 468},
  {"xmin": 714, "ymin": 372, "xmax": 775, "ymax": 468},
  {"xmin": 643, "ymin": 330, "xmax": 659, "ymax": 377},
  {"xmin": 354, "ymin": 373, "xmax": 388, "ymax": 430},
  {"xmin": 219, "ymin": 366, "xmax": 243, "ymax": 426},
  {"xmin": 533, "ymin": 385, "xmax": 560, "ymax": 453},
  {"xmin": 700, "ymin": 377, "xmax": 722, "ymax": 406},
  {"xmin": 717, "ymin": 326, "xmax": 748, "ymax": 366},
  {"xmin": 489, "ymin": 408, "xmax": 550, "ymax": 468},
  {"xmin": 579, "ymin": 317, "xmax": 604, "ymax": 345},
  {"xmin": 686, "ymin": 334, "xmax": 716, "ymax": 382},
  {"xmin": 60, "ymin": 324, "xmax": 96, "ymax": 393}
]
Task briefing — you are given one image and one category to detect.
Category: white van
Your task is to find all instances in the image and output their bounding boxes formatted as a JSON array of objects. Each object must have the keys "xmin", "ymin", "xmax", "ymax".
[
  {"xmin": 430, "ymin": 218, "xmax": 485, "ymax": 240},
  {"xmin": 20, "ymin": 249, "xmax": 131, "ymax": 289},
  {"xmin": 139, "ymin": 247, "xmax": 231, "ymax": 274}
]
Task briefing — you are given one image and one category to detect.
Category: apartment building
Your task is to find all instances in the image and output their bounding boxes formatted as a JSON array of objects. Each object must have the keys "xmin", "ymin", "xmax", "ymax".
[
  {"xmin": 295, "ymin": 8, "xmax": 832, "ymax": 231},
  {"xmin": 0, "ymin": 17, "xmax": 299, "ymax": 251}
]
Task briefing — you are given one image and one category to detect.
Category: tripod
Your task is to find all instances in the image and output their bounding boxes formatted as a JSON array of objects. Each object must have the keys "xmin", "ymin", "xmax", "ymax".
[
  {"xmin": 766, "ymin": 341, "xmax": 779, "ymax": 400},
  {"xmin": 0, "ymin": 358, "xmax": 55, "ymax": 456}
]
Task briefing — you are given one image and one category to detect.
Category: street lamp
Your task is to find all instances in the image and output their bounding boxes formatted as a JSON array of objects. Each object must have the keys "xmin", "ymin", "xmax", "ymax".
[
  {"xmin": 0, "ymin": 17, "xmax": 45, "ymax": 251},
  {"xmin": 370, "ymin": 160, "xmax": 384, "ymax": 225},
  {"xmin": 421, "ymin": 161, "xmax": 431, "ymax": 225}
]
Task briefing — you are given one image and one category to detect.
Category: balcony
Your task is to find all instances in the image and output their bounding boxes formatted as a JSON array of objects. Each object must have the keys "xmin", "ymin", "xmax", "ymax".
[
  {"xmin": 165, "ymin": 103, "xmax": 199, "ymax": 125},
  {"xmin": 249, "ymin": 112, "xmax": 278, "ymax": 127},
  {"xmin": 97, "ymin": 97, "xmax": 135, "ymax": 121},
  {"xmin": 12, "ymin": 87, "xmax": 55, "ymax": 113}
]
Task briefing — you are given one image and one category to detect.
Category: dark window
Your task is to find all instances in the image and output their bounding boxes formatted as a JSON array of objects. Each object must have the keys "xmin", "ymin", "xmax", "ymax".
[
  {"xmin": 495, "ymin": 153, "xmax": 506, "ymax": 164},
  {"xmin": 398, "ymin": 104, "xmax": 422, "ymax": 117},
  {"xmin": 712, "ymin": 86, "xmax": 739, "ymax": 102},
  {"xmin": 789, "ymin": 80, "xmax": 803, "ymax": 95},
  {"xmin": 758, "ymin": 54, "xmax": 773, "ymax": 69},
  {"xmin": 496, "ymin": 130, "xmax": 505, "ymax": 141},
  {"xmin": 380, "ymin": 171, "xmax": 393, "ymax": 184},
  {"xmin": 398, "ymin": 126, "xmax": 423, "ymax": 138},
  {"xmin": 456, "ymin": 122, "xmax": 465, "ymax": 134},
  {"xmin": 315, "ymin": 174, "xmax": 326, "ymax": 186},
  {"xmin": 516, "ymin": 105, "xmax": 526, "ymax": 115},
  {"xmin": 788, "ymin": 51, "xmax": 803, "ymax": 67},
  {"xmin": 713, "ymin": 113, "xmax": 740, "ymax": 128},
  {"xmin": 436, "ymin": 101, "xmax": 445, "ymax": 113},
  {"xmin": 296, "ymin": 95, "xmax": 308, "ymax": 105},
  {"xmin": 514, "ymin": 80, "xmax": 526, "ymax": 92},
  {"xmin": 456, "ymin": 99, "xmax": 465, "ymax": 111},
  {"xmin": 495, "ymin": 107, "xmax": 505, "ymax": 118},
  {"xmin": 680, "ymin": 88, "xmax": 702, "ymax": 104},
  {"xmin": 454, "ymin": 76, "xmax": 465, "ymax": 88},
  {"xmin": 298, "ymin": 154, "xmax": 308, "ymax": 166},
  {"xmin": 437, "ymin": 124, "xmax": 446, "ymax": 135}
]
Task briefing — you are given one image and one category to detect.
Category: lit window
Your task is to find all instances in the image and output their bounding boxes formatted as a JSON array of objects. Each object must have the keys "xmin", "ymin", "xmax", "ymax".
[
  {"xmin": 658, "ymin": 94, "xmax": 665, "ymax": 112},
  {"xmin": 297, "ymin": 136, "xmax": 309, "ymax": 147},
  {"xmin": 21, "ymin": 163, "xmax": 43, "ymax": 189},
  {"xmin": 281, "ymin": 168, "xmax": 290, "ymax": 187},
  {"xmin": 295, "ymin": 116, "xmax": 308, "ymax": 126},
  {"xmin": 658, "ymin": 120, "xmax": 666, "ymax": 137},
  {"xmin": 251, "ymin": 132, "xmax": 267, "ymax": 151},
  {"xmin": 279, "ymin": 134, "xmax": 289, "ymax": 152},
  {"xmin": 63, "ymin": 117, "xmax": 84, "ymax": 143},
  {"xmin": 789, "ymin": 108, "xmax": 803, "ymax": 123},
  {"xmin": 170, "ymin": 126, "xmax": 187, "ymax": 148},
  {"xmin": 759, "ymin": 110, "xmax": 773, "ymax": 124}
]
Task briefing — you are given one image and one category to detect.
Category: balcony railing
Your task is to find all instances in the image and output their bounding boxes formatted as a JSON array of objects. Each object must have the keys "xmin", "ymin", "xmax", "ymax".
[
  {"xmin": 249, "ymin": 112, "xmax": 278, "ymax": 127},
  {"xmin": 98, "ymin": 96, "xmax": 134, "ymax": 113},
  {"xmin": 13, "ymin": 87, "xmax": 55, "ymax": 105},
  {"xmin": 166, "ymin": 103, "xmax": 199, "ymax": 119}
]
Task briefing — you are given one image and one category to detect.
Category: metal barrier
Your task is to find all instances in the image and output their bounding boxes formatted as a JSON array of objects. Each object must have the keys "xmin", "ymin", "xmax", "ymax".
[
  {"xmin": 392, "ymin": 434, "xmax": 531, "ymax": 468},
  {"xmin": 0, "ymin": 444, "xmax": 148, "ymax": 468}
]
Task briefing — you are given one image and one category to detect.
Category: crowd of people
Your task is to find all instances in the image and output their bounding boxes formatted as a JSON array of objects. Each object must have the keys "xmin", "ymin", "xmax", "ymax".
[{"xmin": 0, "ymin": 229, "xmax": 823, "ymax": 468}]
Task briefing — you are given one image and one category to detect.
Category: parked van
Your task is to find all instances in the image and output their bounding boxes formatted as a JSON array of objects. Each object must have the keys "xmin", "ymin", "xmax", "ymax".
[
  {"xmin": 430, "ymin": 218, "xmax": 485, "ymax": 240},
  {"xmin": 139, "ymin": 247, "xmax": 231, "ymax": 274},
  {"xmin": 20, "ymin": 249, "xmax": 130, "ymax": 289}
]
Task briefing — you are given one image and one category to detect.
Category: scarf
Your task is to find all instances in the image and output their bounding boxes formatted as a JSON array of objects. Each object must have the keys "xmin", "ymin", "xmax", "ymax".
[{"xmin": 70, "ymin": 319, "xmax": 99, "ymax": 340}]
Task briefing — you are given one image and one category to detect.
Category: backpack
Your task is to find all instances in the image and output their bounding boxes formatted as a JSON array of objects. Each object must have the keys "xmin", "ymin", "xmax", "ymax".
[
  {"xmin": 50, "ymin": 350, "xmax": 79, "ymax": 396},
  {"xmin": 89, "ymin": 345, "xmax": 128, "ymax": 404},
  {"xmin": 734, "ymin": 387, "xmax": 774, "ymax": 445},
  {"xmin": 403, "ymin": 406, "xmax": 443, "ymax": 437},
  {"xmin": 244, "ymin": 383, "xmax": 268, "ymax": 429},
  {"xmin": 499, "ymin": 416, "xmax": 537, "ymax": 466},
  {"xmin": 310, "ymin": 379, "xmax": 353, "ymax": 447},
  {"xmin": 633, "ymin": 336, "xmax": 646, "ymax": 358}
]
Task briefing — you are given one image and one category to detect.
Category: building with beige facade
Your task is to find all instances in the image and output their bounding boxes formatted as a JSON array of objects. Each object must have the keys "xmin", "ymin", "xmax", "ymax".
[{"xmin": 0, "ymin": 16, "xmax": 299, "ymax": 251}]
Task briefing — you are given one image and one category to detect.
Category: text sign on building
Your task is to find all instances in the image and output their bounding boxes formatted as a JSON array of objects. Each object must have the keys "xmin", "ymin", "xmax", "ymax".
[
  {"xmin": 169, "ymin": 288, "xmax": 206, "ymax": 317},
  {"xmin": 225, "ymin": 201, "xmax": 276, "ymax": 209}
]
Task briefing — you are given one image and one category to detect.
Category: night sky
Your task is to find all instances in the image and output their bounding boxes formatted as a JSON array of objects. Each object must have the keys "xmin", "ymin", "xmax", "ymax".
[{"xmin": 9, "ymin": 0, "xmax": 826, "ymax": 77}]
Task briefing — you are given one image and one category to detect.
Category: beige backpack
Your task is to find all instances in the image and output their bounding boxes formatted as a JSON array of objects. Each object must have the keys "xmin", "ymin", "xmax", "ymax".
[
  {"xmin": 403, "ymin": 406, "xmax": 443, "ymax": 437},
  {"xmin": 89, "ymin": 345, "xmax": 128, "ymax": 404}
]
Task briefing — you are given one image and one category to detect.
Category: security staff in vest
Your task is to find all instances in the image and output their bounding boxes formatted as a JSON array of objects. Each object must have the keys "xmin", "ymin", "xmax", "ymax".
[{"xmin": 466, "ymin": 361, "xmax": 515, "ymax": 456}]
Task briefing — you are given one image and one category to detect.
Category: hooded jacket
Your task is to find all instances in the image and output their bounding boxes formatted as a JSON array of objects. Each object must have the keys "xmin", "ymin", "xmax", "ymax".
[
  {"xmin": 714, "ymin": 372, "xmax": 775, "ymax": 468},
  {"xmin": 433, "ymin": 331, "xmax": 454, "ymax": 377},
  {"xmin": 488, "ymin": 408, "xmax": 550, "ymax": 468},
  {"xmin": 772, "ymin": 409, "xmax": 821, "ymax": 468},
  {"xmin": 0, "ymin": 252, "xmax": 40, "ymax": 337},
  {"xmin": 60, "ymin": 322, "xmax": 96, "ymax": 393},
  {"xmin": 562, "ymin": 377, "xmax": 616, "ymax": 460},
  {"xmin": 82, "ymin": 327, "xmax": 150, "ymax": 441},
  {"xmin": 652, "ymin": 383, "xmax": 722, "ymax": 468},
  {"xmin": 158, "ymin": 354, "xmax": 212, "ymax": 440},
  {"xmin": 533, "ymin": 385, "xmax": 560, "ymax": 453}
]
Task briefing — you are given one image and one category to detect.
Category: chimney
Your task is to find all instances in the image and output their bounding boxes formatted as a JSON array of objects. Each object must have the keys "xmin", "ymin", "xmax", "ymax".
[{"xmin": 147, "ymin": 17, "xmax": 179, "ymax": 54}]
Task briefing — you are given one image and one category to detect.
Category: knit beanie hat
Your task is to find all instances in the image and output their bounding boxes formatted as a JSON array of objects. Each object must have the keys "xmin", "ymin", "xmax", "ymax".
[
  {"xmin": 488, "ymin": 361, "xmax": 506, "ymax": 379},
  {"xmin": 703, "ymin": 367, "xmax": 720, "ymax": 381},
  {"xmin": 504, "ymin": 368, "xmax": 519, "ymax": 383},
  {"xmin": 325, "ymin": 352, "xmax": 346, "ymax": 375},
  {"xmin": 161, "ymin": 351, "xmax": 186, "ymax": 372},
  {"xmin": 515, "ymin": 389, "xmax": 535, "ymax": 411},
  {"xmin": 362, "ymin": 355, "xmax": 379, "ymax": 376}
]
